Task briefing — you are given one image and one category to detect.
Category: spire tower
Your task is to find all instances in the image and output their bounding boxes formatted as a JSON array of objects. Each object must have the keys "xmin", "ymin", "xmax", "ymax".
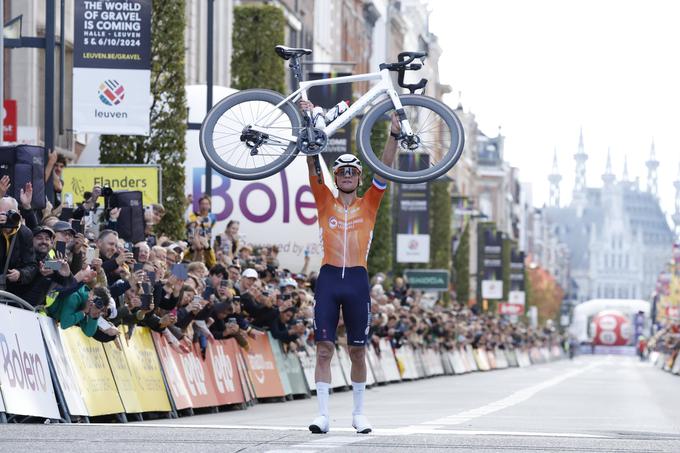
[
  {"xmin": 646, "ymin": 139, "xmax": 659, "ymax": 197},
  {"xmin": 548, "ymin": 147, "xmax": 562, "ymax": 207},
  {"xmin": 673, "ymin": 162, "xmax": 680, "ymax": 238},
  {"xmin": 573, "ymin": 128, "xmax": 588, "ymax": 204},
  {"xmin": 602, "ymin": 148, "xmax": 615, "ymax": 187}
]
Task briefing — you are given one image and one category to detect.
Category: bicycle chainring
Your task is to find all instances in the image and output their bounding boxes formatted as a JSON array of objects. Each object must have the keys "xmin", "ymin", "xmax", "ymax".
[{"xmin": 297, "ymin": 127, "xmax": 328, "ymax": 155}]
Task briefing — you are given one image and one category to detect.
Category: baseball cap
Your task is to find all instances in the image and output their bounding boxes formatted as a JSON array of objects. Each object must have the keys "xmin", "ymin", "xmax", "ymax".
[
  {"xmin": 241, "ymin": 268, "xmax": 258, "ymax": 279},
  {"xmin": 32, "ymin": 225, "xmax": 55, "ymax": 238},
  {"xmin": 52, "ymin": 220, "xmax": 75, "ymax": 234},
  {"xmin": 279, "ymin": 277, "xmax": 298, "ymax": 288}
]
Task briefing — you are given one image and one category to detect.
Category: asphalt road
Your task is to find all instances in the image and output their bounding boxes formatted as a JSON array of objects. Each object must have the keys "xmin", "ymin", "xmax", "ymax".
[{"xmin": 2, "ymin": 355, "xmax": 679, "ymax": 452}]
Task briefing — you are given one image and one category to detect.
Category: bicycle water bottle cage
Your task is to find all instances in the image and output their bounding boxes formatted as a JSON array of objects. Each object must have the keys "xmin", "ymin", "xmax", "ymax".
[{"xmin": 379, "ymin": 51, "xmax": 428, "ymax": 94}]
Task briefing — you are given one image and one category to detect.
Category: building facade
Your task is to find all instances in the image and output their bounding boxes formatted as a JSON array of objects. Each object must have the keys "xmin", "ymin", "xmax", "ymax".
[{"xmin": 545, "ymin": 135, "xmax": 674, "ymax": 303}]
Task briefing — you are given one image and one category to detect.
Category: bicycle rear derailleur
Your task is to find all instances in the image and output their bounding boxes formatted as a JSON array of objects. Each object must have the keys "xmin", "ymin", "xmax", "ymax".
[
  {"xmin": 298, "ymin": 127, "xmax": 328, "ymax": 155},
  {"xmin": 240, "ymin": 126, "xmax": 269, "ymax": 156}
]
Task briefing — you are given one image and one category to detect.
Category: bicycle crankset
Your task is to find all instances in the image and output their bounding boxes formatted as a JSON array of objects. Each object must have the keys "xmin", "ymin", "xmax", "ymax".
[{"xmin": 297, "ymin": 127, "xmax": 328, "ymax": 155}]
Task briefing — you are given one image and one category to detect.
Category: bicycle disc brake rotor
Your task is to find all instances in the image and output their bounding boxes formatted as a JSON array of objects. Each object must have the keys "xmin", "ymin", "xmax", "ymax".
[
  {"xmin": 399, "ymin": 134, "xmax": 421, "ymax": 151},
  {"xmin": 297, "ymin": 127, "xmax": 328, "ymax": 155}
]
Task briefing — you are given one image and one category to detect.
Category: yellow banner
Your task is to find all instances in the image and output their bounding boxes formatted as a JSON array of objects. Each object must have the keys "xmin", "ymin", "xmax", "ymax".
[
  {"xmin": 103, "ymin": 341, "xmax": 144, "ymax": 414},
  {"xmin": 62, "ymin": 165, "xmax": 160, "ymax": 206},
  {"xmin": 122, "ymin": 326, "xmax": 171, "ymax": 412},
  {"xmin": 59, "ymin": 327, "xmax": 124, "ymax": 416}
]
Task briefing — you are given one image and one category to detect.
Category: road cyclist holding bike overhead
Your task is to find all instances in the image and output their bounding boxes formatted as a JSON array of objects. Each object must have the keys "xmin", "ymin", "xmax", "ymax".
[{"xmin": 299, "ymin": 99, "xmax": 399, "ymax": 434}]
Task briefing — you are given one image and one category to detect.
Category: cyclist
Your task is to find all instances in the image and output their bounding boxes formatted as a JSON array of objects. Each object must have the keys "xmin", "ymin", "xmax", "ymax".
[{"xmin": 299, "ymin": 100, "xmax": 399, "ymax": 434}]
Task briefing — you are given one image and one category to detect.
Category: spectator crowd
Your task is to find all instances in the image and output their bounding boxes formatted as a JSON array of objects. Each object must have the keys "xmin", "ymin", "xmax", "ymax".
[{"xmin": 0, "ymin": 166, "xmax": 564, "ymax": 359}]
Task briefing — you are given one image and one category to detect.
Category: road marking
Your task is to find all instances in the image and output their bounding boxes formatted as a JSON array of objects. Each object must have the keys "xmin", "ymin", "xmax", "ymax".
[
  {"xmin": 76, "ymin": 422, "xmax": 611, "ymax": 439},
  {"xmin": 416, "ymin": 362, "xmax": 600, "ymax": 428},
  {"xmin": 265, "ymin": 435, "xmax": 366, "ymax": 452}
]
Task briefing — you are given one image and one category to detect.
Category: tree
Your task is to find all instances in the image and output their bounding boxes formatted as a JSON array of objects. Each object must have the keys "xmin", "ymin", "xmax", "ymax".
[
  {"xmin": 358, "ymin": 120, "xmax": 392, "ymax": 277},
  {"xmin": 454, "ymin": 222, "xmax": 470, "ymax": 304},
  {"xmin": 526, "ymin": 266, "xmax": 564, "ymax": 324},
  {"xmin": 430, "ymin": 179, "xmax": 452, "ymax": 269},
  {"xmin": 99, "ymin": 0, "xmax": 187, "ymax": 239},
  {"xmin": 231, "ymin": 5, "xmax": 286, "ymax": 92}
]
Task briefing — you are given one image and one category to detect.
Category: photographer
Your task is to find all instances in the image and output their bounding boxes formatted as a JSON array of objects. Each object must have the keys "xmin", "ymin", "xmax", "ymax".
[
  {"xmin": 0, "ymin": 197, "xmax": 38, "ymax": 298},
  {"xmin": 51, "ymin": 282, "xmax": 111, "ymax": 338}
]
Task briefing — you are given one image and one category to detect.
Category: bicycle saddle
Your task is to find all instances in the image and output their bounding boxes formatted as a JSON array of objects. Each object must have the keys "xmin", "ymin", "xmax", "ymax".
[{"xmin": 275, "ymin": 45, "xmax": 312, "ymax": 60}]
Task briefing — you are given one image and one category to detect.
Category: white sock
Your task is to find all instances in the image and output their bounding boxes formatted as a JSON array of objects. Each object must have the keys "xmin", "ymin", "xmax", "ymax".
[
  {"xmin": 352, "ymin": 381, "xmax": 366, "ymax": 416},
  {"xmin": 316, "ymin": 382, "xmax": 330, "ymax": 417}
]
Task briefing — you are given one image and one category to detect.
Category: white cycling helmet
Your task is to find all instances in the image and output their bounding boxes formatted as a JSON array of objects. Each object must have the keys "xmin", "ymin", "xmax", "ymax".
[{"xmin": 332, "ymin": 154, "xmax": 362, "ymax": 174}]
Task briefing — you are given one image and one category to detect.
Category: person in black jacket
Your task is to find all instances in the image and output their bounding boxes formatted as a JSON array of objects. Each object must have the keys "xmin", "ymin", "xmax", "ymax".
[
  {"xmin": 22, "ymin": 225, "xmax": 75, "ymax": 307},
  {"xmin": 0, "ymin": 197, "xmax": 37, "ymax": 299}
]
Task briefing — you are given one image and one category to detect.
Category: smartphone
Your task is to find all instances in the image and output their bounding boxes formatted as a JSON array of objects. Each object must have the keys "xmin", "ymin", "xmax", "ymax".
[
  {"xmin": 133, "ymin": 262, "xmax": 144, "ymax": 272},
  {"xmin": 58, "ymin": 207, "xmax": 74, "ymax": 221},
  {"xmin": 304, "ymin": 248, "xmax": 310, "ymax": 257},
  {"xmin": 55, "ymin": 241, "xmax": 66, "ymax": 256},
  {"xmin": 192, "ymin": 295, "xmax": 203, "ymax": 304},
  {"xmin": 124, "ymin": 242, "xmax": 133, "ymax": 252},
  {"xmin": 85, "ymin": 247, "xmax": 97, "ymax": 265},
  {"xmin": 227, "ymin": 317, "xmax": 237, "ymax": 325},
  {"xmin": 171, "ymin": 263, "xmax": 188, "ymax": 280},
  {"xmin": 70, "ymin": 219, "xmax": 84, "ymax": 235},
  {"xmin": 220, "ymin": 279, "xmax": 230, "ymax": 288},
  {"xmin": 139, "ymin": 294, "xmax": 153, "ymax": 310},
  {"xmin": 44, "ymin": 260, "xmax": 61, "ymax": 271},
  {"xmin": 281, "ymin": 293, "xmax": 292, "ymax": 301},
  {"xmin": 141, "ymin": 282, "xmax": 151, "ymax": 294},
  {"xmin": 147, "ymin": 271, "xmax": 157, "ymax": 284},
  {"xmin": 215, "ymin": 235, "xmax": 222, "ymax": 247},
  {"xmin": 132, "ymin": 246, "xmax": 140, "ymax": 262}
]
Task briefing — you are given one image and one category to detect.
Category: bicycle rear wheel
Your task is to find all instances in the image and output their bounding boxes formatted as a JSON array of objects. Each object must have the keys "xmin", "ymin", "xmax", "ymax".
[
  {"xmin": 199, "ymin": 89, "xmax": 302, "ymax": 180},
  {"xmin": 356, "ymin": 94, "xmax": 465, "ymax": 184}
]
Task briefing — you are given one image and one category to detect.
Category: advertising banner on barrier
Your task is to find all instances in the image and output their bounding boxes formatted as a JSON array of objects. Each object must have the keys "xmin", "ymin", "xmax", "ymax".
[
  {"xmin": 62, "ymin": 165, "xmax": 160, "ymax": 207},
  {"xmin": 267, "ymin": 333, "xmax": 293, "ymax": 396},
  {"xmin": 73, "ymin": 0, "xmax": 152, "ymax": 135},
  {"xmin": 152, "ymin": 332, "xmax": 219, "ymax": 408},
  {"xmin": 242, "ymin": 334, "xmax": 285, "ymax": 398},
  {"xmin": 152, "ymin": 333, "xmax": 192, "ymax": 410},
  {"xmin": 38, "ymin": 317, "xmax": 89, "ymax": 416},
  {"xmin": 60, "ymin": 327, "xmax": 124, "ymax": 416},
  {"xmin": 123, "ymin": 327, "xmax": 172, "ymax": 412},
  {"xmin": 0, "ymin": 305, "xmax": 60, "ymax": 419},
  {"xmin": 204, "ymin": 338, "xmax": 246, "ymax": 406},
  {"xmin": 103, "ymin": 340, "xmax": 144, "ymax": 414}
]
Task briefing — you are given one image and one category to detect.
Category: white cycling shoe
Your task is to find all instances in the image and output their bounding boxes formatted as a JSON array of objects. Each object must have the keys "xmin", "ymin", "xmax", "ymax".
[
  {"xmin": 352, "ymin": 414, "xmax": 372, "ymax": 434},
  {"xmin": 309, "ymin": 415, "xmax": 330, "ymax": 434}
]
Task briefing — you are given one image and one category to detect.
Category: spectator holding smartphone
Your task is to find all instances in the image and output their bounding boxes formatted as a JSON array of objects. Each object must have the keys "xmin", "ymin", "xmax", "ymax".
[{"xmin": 0, "ymin": 197, "xmax": 37, "ymax": 297}]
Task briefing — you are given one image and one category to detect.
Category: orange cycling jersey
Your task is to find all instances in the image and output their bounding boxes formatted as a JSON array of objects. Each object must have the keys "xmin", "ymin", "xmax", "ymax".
[{"xmin": 310, "ymin": 173, "xmax": 386, "ymax": 272}]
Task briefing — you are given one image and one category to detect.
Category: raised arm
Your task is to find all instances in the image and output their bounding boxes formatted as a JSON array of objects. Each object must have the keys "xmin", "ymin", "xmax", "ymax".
[{"xmin": 374, "ymin": 113, "xmax": 400, "ymax": 186}]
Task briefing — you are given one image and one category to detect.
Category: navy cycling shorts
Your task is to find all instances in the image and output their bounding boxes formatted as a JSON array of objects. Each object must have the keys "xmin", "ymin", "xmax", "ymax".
[{"xmin": 313, "ymin": 264, "xmax": 371, "ymax": 346}]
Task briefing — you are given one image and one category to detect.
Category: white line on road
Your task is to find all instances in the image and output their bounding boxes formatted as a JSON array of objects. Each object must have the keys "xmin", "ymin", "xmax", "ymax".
[
  {"xmin": 77, "ymin": 422, "xmax": 611, "ymax": 438},
  {"xmin": 264, "ymin": 435, "xmax": 367, "ymax": 453},
  {"xmin": 415, "ymin": 362, "xmax": 600, "ymax": 428}
]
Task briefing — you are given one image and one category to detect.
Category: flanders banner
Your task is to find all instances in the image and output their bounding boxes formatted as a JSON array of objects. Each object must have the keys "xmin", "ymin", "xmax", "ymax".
[
  {"xmin": 121, "ymin": 327, "xmax": 171, "ymax": 412},
  {"xmin": 72, "ymin": 0, "xmax": 152, "ymax": 135},
  {"xmin": 62, "ymin": 165, "xmax": 160, "ymax": 206},
  {"xmin": 59, "ymin": 327, "xmax": 125, "ymax": 416}
]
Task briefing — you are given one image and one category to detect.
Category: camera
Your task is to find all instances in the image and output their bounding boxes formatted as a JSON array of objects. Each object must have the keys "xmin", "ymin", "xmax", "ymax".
[
  {"xmin": 0, "ymin": 209, "xmax": 21, "ymax": 229},
  {"xmin": 101, "ymin": 186, "xmax": 114, "ymax": 197},
  {"xmin": 92, "ymin": 296, "xmax": 107, "ymax": 310}
]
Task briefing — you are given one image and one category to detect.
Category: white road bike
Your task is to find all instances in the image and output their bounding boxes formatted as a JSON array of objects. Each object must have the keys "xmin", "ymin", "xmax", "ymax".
[{"xmin": 200, "ymin": 45, "xmax": 465, "ymax": 184}]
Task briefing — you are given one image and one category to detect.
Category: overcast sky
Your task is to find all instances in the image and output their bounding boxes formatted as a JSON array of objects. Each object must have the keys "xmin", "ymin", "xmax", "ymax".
[{"xmin": 428, "ymin": 0, "xmax": 680, "ymax": 223}]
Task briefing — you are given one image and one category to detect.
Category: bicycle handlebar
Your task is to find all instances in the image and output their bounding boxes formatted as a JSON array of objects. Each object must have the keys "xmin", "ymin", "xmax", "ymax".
[{"xmin": 379, "ymin": 51, "xmax": 429, "ymax": 94}]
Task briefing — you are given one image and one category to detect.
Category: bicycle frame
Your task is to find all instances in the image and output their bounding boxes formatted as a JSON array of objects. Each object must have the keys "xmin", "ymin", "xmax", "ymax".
[{"xmin": 248, "ymin": 69, "xmax": 413, "ymax": 146}]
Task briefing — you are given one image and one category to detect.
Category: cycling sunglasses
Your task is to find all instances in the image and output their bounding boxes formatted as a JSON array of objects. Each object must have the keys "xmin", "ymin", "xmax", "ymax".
[{"xmin": 336, "ymin": 167, "xmax": 360, "ymax": 177}]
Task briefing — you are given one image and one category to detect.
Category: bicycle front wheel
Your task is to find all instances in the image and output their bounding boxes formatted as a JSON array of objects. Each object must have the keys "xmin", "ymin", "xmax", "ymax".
[
  {"xmin": 357, "ymin": 95, "xmax": 465, "ymax": 184},
  {"xmin": 199, "ymin": 89, "xmax": 302, "ymax": 180}
]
